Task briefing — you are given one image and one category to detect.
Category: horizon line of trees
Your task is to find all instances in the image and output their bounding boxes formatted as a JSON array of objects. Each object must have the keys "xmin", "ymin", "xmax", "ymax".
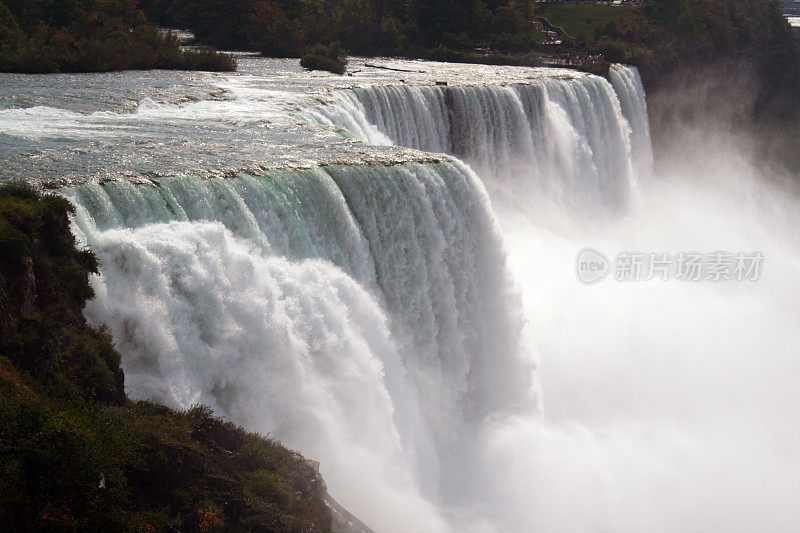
[
  {"xmin": 134, "ymin": 1, "xmax": 797, "ymax": 72},
  {"xmin": 137, "ymin": 0, "xmax": 549, "ymax": 57},
  {"xmin": 0, "ymin": 0, "xmax": 235, "ymax": 73}
]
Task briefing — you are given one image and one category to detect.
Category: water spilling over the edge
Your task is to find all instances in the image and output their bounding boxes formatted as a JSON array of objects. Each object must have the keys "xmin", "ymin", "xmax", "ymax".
[
  {"xmin": 305, "ymin": 68, "xmax": 650, "ymax": 214},
  {"xmin": 61, "ymin": 161, "xmax": 518, "ymax": 530},
  {"xmin": 2, "ymin": 58, "xmax": 800, "ymax": 532},
  {"xmin": 307, "ymin": 65, "xmax": 800, "ymax": 532}
]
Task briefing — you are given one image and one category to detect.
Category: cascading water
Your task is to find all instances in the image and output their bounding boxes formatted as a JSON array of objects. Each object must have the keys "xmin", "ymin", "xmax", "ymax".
[
  {"xmin": 306, "ymin": 69, "xmax": 638, "ymax": 213},
  {"xmin": 608, "ymin": 64, "xmax": 654, "ymax": 177},
  {"xmin": 6, "ymin": 57, "xmax": 799, "ymax": 532},
  {"xmin": 290, "ymin": 63, "xmax": 800, "ymax": 532},
  {"xmin": 62, "ymin": 159, "xmax": 532, "ymax": 531},
  {"xmin": 52, "ymin": 66, "xmax": 645, "ymax": 531}
]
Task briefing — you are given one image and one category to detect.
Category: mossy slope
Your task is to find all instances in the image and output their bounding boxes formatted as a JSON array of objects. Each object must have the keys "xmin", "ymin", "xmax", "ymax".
[{"xmin": 0, "ymin": 183, "xmax": 331, "ymax": 532}]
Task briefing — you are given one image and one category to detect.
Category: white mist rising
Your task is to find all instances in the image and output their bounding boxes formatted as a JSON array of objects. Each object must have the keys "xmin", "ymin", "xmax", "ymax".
[
  {"xmin": 309, "ymin": 65, "xmax": 800, "ymax": 531},
  {"xmin": 485, "ymin": 72, "xmax": 800, "ymax": 533},
  {"xmin": 479, "ymin": 164, "xmax": 800, "ymax": 533},
  {"xmin": 62, "ymin": 63, "xmax": 800, "ymax": 532}
]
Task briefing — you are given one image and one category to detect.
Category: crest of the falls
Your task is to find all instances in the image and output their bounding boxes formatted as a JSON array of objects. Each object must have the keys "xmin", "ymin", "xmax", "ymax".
[
  {"xmin": 306, "ymin": 64, "xmax": 650, "ymax": 213},
  {"xmin": 63, "ymin": 160, "xmax": 530, "ymax": 532}
]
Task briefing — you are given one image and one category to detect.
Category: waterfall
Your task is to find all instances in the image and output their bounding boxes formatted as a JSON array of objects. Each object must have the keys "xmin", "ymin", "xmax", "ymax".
[
  {"xmin": 51, "ymin": 63, "xmax": 661, "ymax": 532},
  {"xmin": 609, "ymin": 64, "xmax": 654, "ymax": 177},
  {"xmin": 305, "ymin": 66, "xmax": 651, "ymax": 212},
  {"xmin": 2, "ymin": 43, "xmax": 797, "ymax": 531},
  {"xmin": 62, "ymin": 160, "xmax": 531, "ymax": 532}
]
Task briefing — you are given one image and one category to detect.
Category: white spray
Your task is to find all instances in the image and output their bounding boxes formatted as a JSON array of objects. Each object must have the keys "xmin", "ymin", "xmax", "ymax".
[{"xmin": 61, "ymin": 64, "xmax": 800, "ymax": 532}]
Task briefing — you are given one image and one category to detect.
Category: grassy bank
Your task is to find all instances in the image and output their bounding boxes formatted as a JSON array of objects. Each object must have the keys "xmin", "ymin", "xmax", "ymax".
[
  {"xmin": 538, "ymin": 5, "xmax": 647, "ymax": 39},
  {"xmin": 0, "ymin": 183, "xmax": 330, "ymax": 532}
]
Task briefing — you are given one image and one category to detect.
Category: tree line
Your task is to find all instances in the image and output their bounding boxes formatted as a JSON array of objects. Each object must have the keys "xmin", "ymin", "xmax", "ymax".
[
  {"xmin": 135, "ymin": 0, "xmax": 797, "ymax": 66},
  {"xmin": 137, "ymin": 0, "xmax": 549, "ymax": 57},
  {"xmin": 0, "ymin": 0, "xmax": 235, "ymax": 73}
]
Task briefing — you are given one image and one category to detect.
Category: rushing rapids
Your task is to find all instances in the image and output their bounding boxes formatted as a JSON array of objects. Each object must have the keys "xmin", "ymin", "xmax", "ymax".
[{"xmin": 4, "ymin": 58, "xmax": 799, "ymax": 532}]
